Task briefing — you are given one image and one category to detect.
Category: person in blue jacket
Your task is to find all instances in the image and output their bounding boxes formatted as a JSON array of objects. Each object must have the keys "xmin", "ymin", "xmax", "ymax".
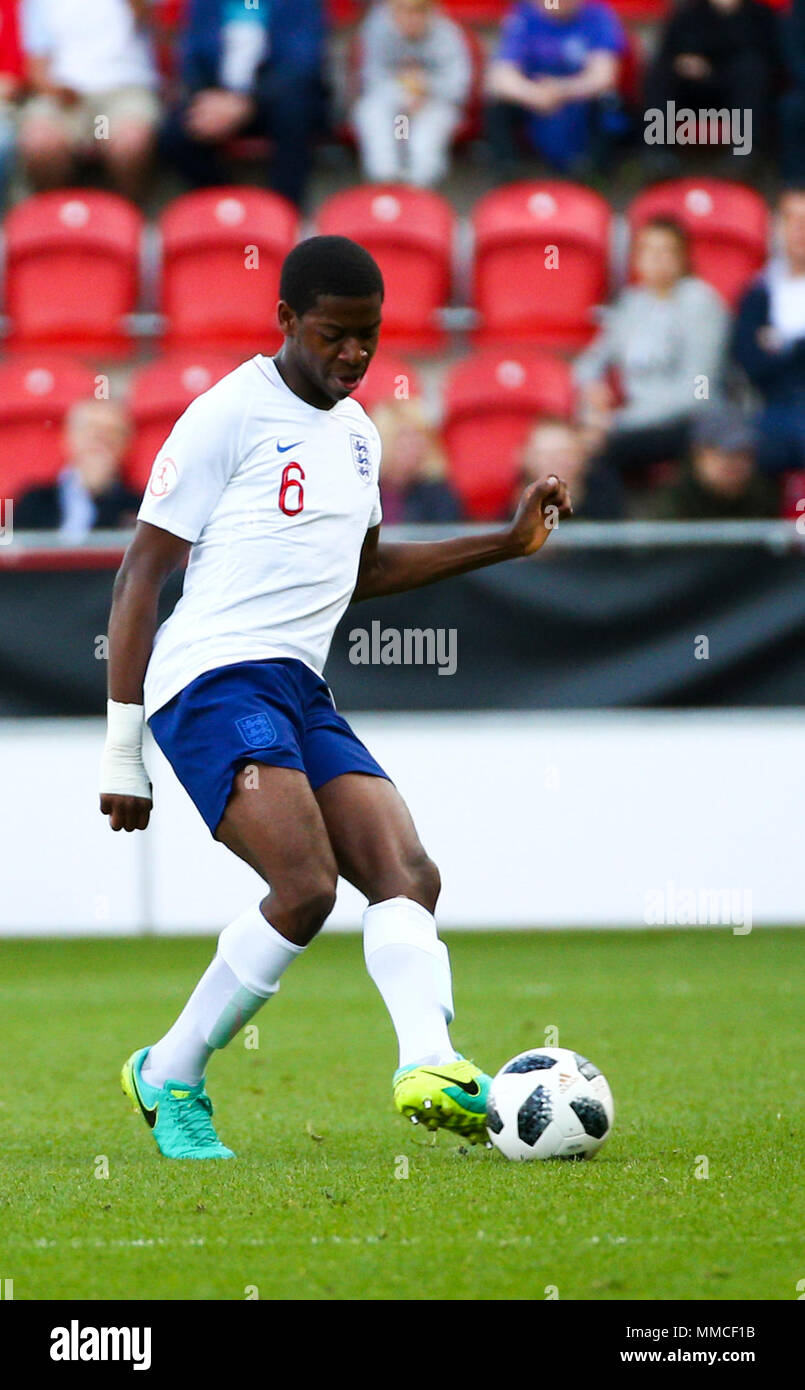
[
  {"xmin": 485, "ymin": 0, "xmax": 626, "ymax": 174},
  {"xmin": 160, "ymin": 0, "xmax": 326, "ymax": 208},
  {"xmin": 780, "ymin": 0, "xmax": 805, "ymax": 184},
  {"xmin": 732, "ymin": 187, "xmax": 805, "ymax": 475}
]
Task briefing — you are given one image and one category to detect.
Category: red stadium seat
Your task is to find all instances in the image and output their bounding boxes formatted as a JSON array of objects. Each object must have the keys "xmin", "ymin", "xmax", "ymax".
[
  {"xmin": 327, "ymin": 0, "xmax": 360, "ymax": 23},
  {"xmin": 453, "ymin": 27, "xmax": 486, "ymax": 145},
  {"xmin": 628, "ymin": 179, "xmax": 770, "ymax": 307},
  {"xmin": 4, "ymin": 191, "xmax": 143, "ymax": 354},
  {"xmin": 316, "ymin": 185, "xmax": 455, "ymax": 351},
  {"xmin": 0, "ymin": 357, "xmax": 97, "ymax": 499},
  {"xmin": 471, "ymin": 181, "xmax": 612, "ymax": 350},
  {"xmin": 439, "ymin": 0, "xmax": 506, "ymax": 21},
  {"xmin": 617, "ymin": 27, "xmax": 644, "ymax": 109},
  {"xmin": 331, "ymin": 0, "xmax": 506, "ymax": 19},
  {"xmin": 353, "ymin": 353, "xmax": 423, "ymax": 413},
  {"xmin": 152, "ymin": 0, "xmax": 188, "ymax": 81},
  {"xmin": 443, "ymin": 351, "xmax": 575, "ymax": 520},
  {"xmin": 437, "ymin": 0, "xmax": 666, "ymax": 26},
  {"xmin": 780, "ymin": 471, "xmax": 805, "ymax": 521},
  {"xmin": 610, "ymin": 0, "xmax": 668, "ymax": 17},
  {"xmin": 126, "ymin": 353, "xmax": 241, "ymax": 491},
  {"xmin": 159, "ymin": 188, "xmax": 300, "ymax": 351}
]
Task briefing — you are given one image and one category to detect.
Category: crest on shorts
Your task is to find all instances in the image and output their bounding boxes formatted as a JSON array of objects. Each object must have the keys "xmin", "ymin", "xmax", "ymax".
[
  {"xmin": 350, "ymin": 433, "xmax": 373, "ymax": 485},
  {"xmin": 235, "ymin": 714, "xmax": 276, "ymax": 749}
]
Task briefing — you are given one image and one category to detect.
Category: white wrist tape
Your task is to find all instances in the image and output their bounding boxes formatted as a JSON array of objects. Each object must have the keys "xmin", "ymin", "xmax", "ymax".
[{"xmin": 99, "ymin": 700, "xmax": 152, "ymax": 800}]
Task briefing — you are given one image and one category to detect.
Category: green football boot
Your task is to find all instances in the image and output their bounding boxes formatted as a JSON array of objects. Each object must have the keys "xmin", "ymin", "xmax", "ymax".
[
  {"xmin": 393, "ymin": 1055, "xmax": 492, "ymax": 1143},
  {"xmin": 121, "ymin": 1046, "xmax": 235, "ymax": 1160}
]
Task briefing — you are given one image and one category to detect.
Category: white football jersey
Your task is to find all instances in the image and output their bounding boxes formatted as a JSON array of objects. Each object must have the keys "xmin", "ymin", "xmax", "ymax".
[{"xmin": 137, "ymin": 355, "xmax": 382, "ymax": 720}]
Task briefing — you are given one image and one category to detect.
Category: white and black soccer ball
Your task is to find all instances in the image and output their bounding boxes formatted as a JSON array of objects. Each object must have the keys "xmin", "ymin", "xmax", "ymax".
[{"xmin": 486, "ymin": 1047, "xmax": 614, "ymax": 1160}]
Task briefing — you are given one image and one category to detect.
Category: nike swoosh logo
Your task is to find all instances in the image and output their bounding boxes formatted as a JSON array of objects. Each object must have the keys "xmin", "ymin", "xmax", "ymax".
[
  {"xmin": 131, "ymin": 1070, "xmax": 158, "ymax": 1128},
  {"xmin": 137, "ymin": 1093, "xmax": 157, "ymax": 1128},
  {"xmin": 277, "ymin": 440, "xmax": 303, "ymax": 453},
  {"xmin": 421, "ymin": 1069, "xmax": 481, "ymax": 1097}
]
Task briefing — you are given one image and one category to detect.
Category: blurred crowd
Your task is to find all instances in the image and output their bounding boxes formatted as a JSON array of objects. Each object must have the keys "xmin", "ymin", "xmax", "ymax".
[
  {"xmin": 2, "ymin": 0, "xmax": 802, "ymax": 203},
  {"xmin": 2, "ymin": 0, "xmax": 805, "ymax": 529}
]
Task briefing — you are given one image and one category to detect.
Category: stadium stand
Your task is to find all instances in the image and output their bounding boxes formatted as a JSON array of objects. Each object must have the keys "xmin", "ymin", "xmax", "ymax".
[
  {"xmin": 443, "ymin": 350, "xmax": 576, "ymax": 519},
  {"xmin": 0, "ymin": 356, "xmax": 97, "ymax": 497},
  {"xmin": 471, "ymin": 181, "xmax": 612, "ymax": 350},
  {"xmin": 616, "ymin": 26, "xmax": 645, "ymax": 111},
  {"xmin": 315, "ymin": 185, "xmax": 455, "ymax": 351},
  {"xmin": 436, "ymin": 0, "xmax": 507, "ymax": 21},
  {"xmin": 345, "ymin": 21, "xmax": 486, "ymax": 150},
  {"xmin": 126, "ymin": 353, "xmax": 241, "ymax": 490},
  {"xmin": 627, "ymin": 179, "xmax": 770, "ymax": 308},
  {"xmin": 3, "ymin": 191, "xmax": 143, "ymax": 355},
  {"xmin": 780, "ymin": 469, "xmax": 805, "ymax": 522},
  {"xmin": 442, "ymin": 23, "xmax": 485, "ymax": 146},
  {"xmin": 0, "ymin": 0, "xmax": 796, "ymax": 527},
  {"xmin": 151, "ymin": 0, "xmax": 187, "ymax": 81},
  {"xmin": 611, "ymin": 0, "xmax": 668, "ymax": 17},
  {"xmin": 158, "ymin": 187, "xmax": 299, "ymax": 351},
  {"xmin": 328, "ymin": 0, "xmax": 512, "ymax": 23},
  {"xmin": 352, "ymin": 352, "xmax": 424, "ymax": 412},
  {"xmin": 327, "ymin": 0, "xmax": 362, "ymax": 24}
]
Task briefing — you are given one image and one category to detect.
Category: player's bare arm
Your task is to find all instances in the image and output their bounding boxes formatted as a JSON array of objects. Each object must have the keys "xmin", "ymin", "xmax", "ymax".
[
  {"xmin": 100, "ymin": 522, "xmax": 190, "ymax": 832},
  {"xmin": 352, "ymin": 474, "xmax": 572, "ymax": 602}
]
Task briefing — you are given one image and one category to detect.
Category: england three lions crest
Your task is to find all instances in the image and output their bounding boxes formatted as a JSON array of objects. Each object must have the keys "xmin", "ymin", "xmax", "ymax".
[{"xmin": 350, "ymin": 434, "xmax": 373, "ymax": 485}]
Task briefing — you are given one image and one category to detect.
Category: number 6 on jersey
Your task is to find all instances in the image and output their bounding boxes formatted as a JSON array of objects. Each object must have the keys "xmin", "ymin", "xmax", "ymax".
[{"xmin": 279, "ymin": 462, "xmax": 305, "ymax": 516}]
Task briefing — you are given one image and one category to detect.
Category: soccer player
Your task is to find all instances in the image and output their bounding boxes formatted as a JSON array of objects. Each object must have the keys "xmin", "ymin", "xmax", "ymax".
[{"xmin": 100, "ymin": 235, "xmax": 571, "ymax": 1160}]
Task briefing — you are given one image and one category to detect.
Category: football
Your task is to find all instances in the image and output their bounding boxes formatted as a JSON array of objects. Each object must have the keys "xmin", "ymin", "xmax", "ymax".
[{"xmin": 485, "ymin": 1047, "xmax": 614, "ymax": 1160}]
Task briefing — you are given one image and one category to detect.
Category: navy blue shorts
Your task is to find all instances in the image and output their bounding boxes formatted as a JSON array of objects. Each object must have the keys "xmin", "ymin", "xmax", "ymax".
[{"xmin": 149, "ymin": 657, "xmax": 390, "ymax": 835}]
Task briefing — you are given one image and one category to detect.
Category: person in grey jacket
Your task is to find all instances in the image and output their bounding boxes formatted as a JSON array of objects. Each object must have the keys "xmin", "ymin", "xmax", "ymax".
[
  {"xmin": 352, "ymin": 0, "xmax": 472, "ymax": 187},
  {"xmin": 574, "ymin": 217, "xmax": 729, "ymax": 474}
]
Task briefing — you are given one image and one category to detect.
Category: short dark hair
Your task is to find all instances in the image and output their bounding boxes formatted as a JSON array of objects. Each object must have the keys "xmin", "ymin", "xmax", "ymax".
[
  {"xmin": 279, "ymin": 236, "xmax": 384, "ymax": 318},
  {"xmin": 636, "ymin": 216, "xmax": 690, "ymax": 272}
]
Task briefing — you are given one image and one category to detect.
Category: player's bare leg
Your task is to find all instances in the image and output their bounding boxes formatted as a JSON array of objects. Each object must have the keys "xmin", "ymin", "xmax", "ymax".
[
  {"xmin": 215, "ymin": 764, "xmax": 339, "ymax": 946},
  {"xmin": 314, "ymin": 771, "xmax": 440, "ymax": 910},
  {"xmin": 315, "ymin": 773, "xmax": 492, "ymax": 1140},
  {"xmin": 123, "ymin": 766, "xmax": 338, "ymax": 1159},
  {"xmin": 148, "ymin": 763, "xmax": 338, "ymax": 1078}
]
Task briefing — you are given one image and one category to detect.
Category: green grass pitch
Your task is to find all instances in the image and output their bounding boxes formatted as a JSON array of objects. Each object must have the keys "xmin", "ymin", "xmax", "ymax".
[{"xmin": 1, "ymin": 928, "xmax": 802, "ymax": 1301}]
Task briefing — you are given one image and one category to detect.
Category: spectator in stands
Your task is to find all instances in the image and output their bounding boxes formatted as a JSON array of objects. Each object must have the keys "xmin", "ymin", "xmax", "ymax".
[
  {"xmin": 371, "ymin": 398, "xmax": 463, "ymax": 522},
  {"xmin": 160, "ymin": 0, "xmax": 326, "ymax": 209},
  {"xmin": 574, "ymin": 217, "xmax": 729, "ymax": 476},
  {"xmin": 733, "ymin": 188, "xmax": 805, "ymax": 475},
  {"xmin": 781, "ymin": 0, "xmax": 805, "ymax": 183},
  {"xmin": 18, "ymin": 0, "xmax": 160, "ymax": 201},
  {"xmin": 352, "ymin": 0, "xmax": 472, "ymax": 188},
  {"xmin": 647, "ymin": 403, "xmax": 777, "ymax": 518},
  {"xmin": 510, "ymin": 417, "xmax": 624, "ymax": 519},
  {"xmin": 643, "ymin": 0, "xmax": 780, "ymax": 169},
  {"xmin": 485, "ymin": 0, "xmax": 626, "ymax": 175},
  {"xmin": 14, "ymin": 399, "xmax": 140, "ymax": 538},
  {"xmin": 0, "ymin": 0, "xmax": 23, "ymax": 208}
]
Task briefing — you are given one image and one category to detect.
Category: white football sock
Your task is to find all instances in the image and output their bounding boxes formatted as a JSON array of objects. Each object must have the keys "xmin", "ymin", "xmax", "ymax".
[
  {"xmin": 363, "ymin": 896, "xmax": 458, "ymax": 1069},
  {"xmin": 141, "ymin": 902, "xmax": 304, "ymax": 1088}
]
